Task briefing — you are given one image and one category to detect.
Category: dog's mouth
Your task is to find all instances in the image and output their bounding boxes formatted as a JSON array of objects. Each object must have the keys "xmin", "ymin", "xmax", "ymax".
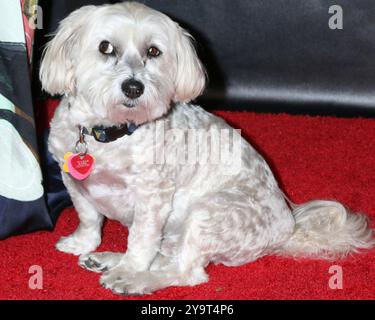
[{"xmin": 123, "ymin": 102, "xmax": 136, "ymax": 109}]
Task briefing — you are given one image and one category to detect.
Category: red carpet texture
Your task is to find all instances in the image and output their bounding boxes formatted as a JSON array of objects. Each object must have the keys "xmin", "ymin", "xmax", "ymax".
[{"xmin": 1, "ymin": 110, "xmax": 375, "ymax": 300}]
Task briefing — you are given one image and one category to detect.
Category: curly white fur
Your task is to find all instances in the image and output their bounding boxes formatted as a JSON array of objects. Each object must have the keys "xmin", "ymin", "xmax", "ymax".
[{"xmin": 40, "ymin": 1, "xmax": 374, "ymax": 296}]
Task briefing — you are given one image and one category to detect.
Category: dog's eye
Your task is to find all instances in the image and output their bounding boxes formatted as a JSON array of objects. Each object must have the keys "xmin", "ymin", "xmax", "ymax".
[
  {"xmin": 99, "ymin": 40, "xmax": 114, "ymax": 55},
  {"xmin": 147, "ymin": 46, "xmax": 161, "ymax": 58}
]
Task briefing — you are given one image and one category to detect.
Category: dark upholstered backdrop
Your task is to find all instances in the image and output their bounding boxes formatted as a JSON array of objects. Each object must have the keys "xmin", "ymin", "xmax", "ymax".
[{"xmin": 35, "ymin": 0, "xmax": 375, "ymax": 116}]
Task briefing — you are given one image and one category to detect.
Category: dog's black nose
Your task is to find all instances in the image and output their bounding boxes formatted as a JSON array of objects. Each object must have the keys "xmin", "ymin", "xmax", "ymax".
[{"xmin": 121, "ymin": 79, "xmax": 144, "ymax": 99}]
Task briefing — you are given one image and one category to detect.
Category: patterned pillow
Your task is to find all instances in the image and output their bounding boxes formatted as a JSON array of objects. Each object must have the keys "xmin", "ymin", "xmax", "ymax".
[{"xmin": 0, "ymin": 0, "xmax": 52, "ymax": 239}]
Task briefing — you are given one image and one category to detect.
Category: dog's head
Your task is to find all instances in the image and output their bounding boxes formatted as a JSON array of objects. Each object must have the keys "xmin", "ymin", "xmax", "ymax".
[{"xmin": 40, "ymin": 2, "xmax": 206, "ymax": 124}]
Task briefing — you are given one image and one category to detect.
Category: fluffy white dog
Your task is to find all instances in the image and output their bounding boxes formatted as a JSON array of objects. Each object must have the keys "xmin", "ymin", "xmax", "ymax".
[{"xmin": 40, "ymin": 1, "xmax": 374, "ymax": 295}]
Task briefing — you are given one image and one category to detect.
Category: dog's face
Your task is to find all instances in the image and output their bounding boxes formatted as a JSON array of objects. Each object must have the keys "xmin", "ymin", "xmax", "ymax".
[{"xmin": 40, "ymin": 2, "xmax": 206, "ymax": 125}]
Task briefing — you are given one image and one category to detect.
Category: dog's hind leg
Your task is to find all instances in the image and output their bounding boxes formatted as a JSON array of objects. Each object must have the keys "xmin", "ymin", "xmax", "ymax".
[
  {"xmin": 99, "ymin": 228, "xmax": 209, "ymax": 295},
  {"xmin": 103, "ymin": 188, "xmax": 293, "ymax": 295},
  {"xmin": 103, "ymin": 191, "xmax": 246, "ymax": 295},
  {"xmin": 106, "ymin": 242, "xmax": 210, "ymax": 296},
  {"xmin": 102, "ymin": 206, "xmax": 215, "ymax": 295}
]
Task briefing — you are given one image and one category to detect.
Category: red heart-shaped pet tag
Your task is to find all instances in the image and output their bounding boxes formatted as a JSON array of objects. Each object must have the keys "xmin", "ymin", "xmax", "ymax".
[{"xmin": 67, "ymin": 153, "xmax": 95, "ymax": 180}]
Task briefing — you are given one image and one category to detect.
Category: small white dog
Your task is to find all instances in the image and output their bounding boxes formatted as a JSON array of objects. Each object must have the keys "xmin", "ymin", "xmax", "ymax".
[{"xmin": 40, "ymin": 2, "xmax": 374, "ymax": 295}]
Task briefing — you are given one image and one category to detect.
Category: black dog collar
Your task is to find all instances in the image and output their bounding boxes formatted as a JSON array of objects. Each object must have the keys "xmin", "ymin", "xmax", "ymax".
[{"xmin": 82, "ymin": 123, "xmax": 139, "ymax": 143}]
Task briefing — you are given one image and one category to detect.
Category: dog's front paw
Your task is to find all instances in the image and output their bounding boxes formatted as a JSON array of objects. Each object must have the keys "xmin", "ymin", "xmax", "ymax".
[
  {"xmin": 79, "ymin": 252, "xmax": 123, "ymax": 273},
  {"xmin": 56, "ymin": 234, "xmax": 100, "ymax": 255}
]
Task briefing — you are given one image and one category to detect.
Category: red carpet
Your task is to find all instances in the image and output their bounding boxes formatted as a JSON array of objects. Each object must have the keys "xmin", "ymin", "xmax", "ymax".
[{"xmin": 1, "ymin": 109, "xmax": 375, "ymax": 300}]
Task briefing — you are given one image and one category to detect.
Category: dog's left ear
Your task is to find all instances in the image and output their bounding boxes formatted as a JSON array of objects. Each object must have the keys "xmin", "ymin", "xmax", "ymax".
[{"xmin": 173, "ymin": 26, "xmax": 206, "ymax": 103}]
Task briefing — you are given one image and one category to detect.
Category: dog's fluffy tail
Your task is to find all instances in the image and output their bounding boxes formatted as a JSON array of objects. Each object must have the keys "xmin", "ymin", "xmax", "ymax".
[{"xmin": 276, "ymin": 200, "xmax": 375, "ymax": 260}]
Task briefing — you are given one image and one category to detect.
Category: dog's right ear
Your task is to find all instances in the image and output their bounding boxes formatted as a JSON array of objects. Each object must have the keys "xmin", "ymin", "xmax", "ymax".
[{"xmin": 39, "ymin": 6, "xmax": 95, "ymax": 96}]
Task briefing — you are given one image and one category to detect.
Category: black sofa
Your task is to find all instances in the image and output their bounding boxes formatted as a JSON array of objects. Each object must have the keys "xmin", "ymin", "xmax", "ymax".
[{"xmin": 35, "ymin": 0, "xmax": 375, "ymax": 116}]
